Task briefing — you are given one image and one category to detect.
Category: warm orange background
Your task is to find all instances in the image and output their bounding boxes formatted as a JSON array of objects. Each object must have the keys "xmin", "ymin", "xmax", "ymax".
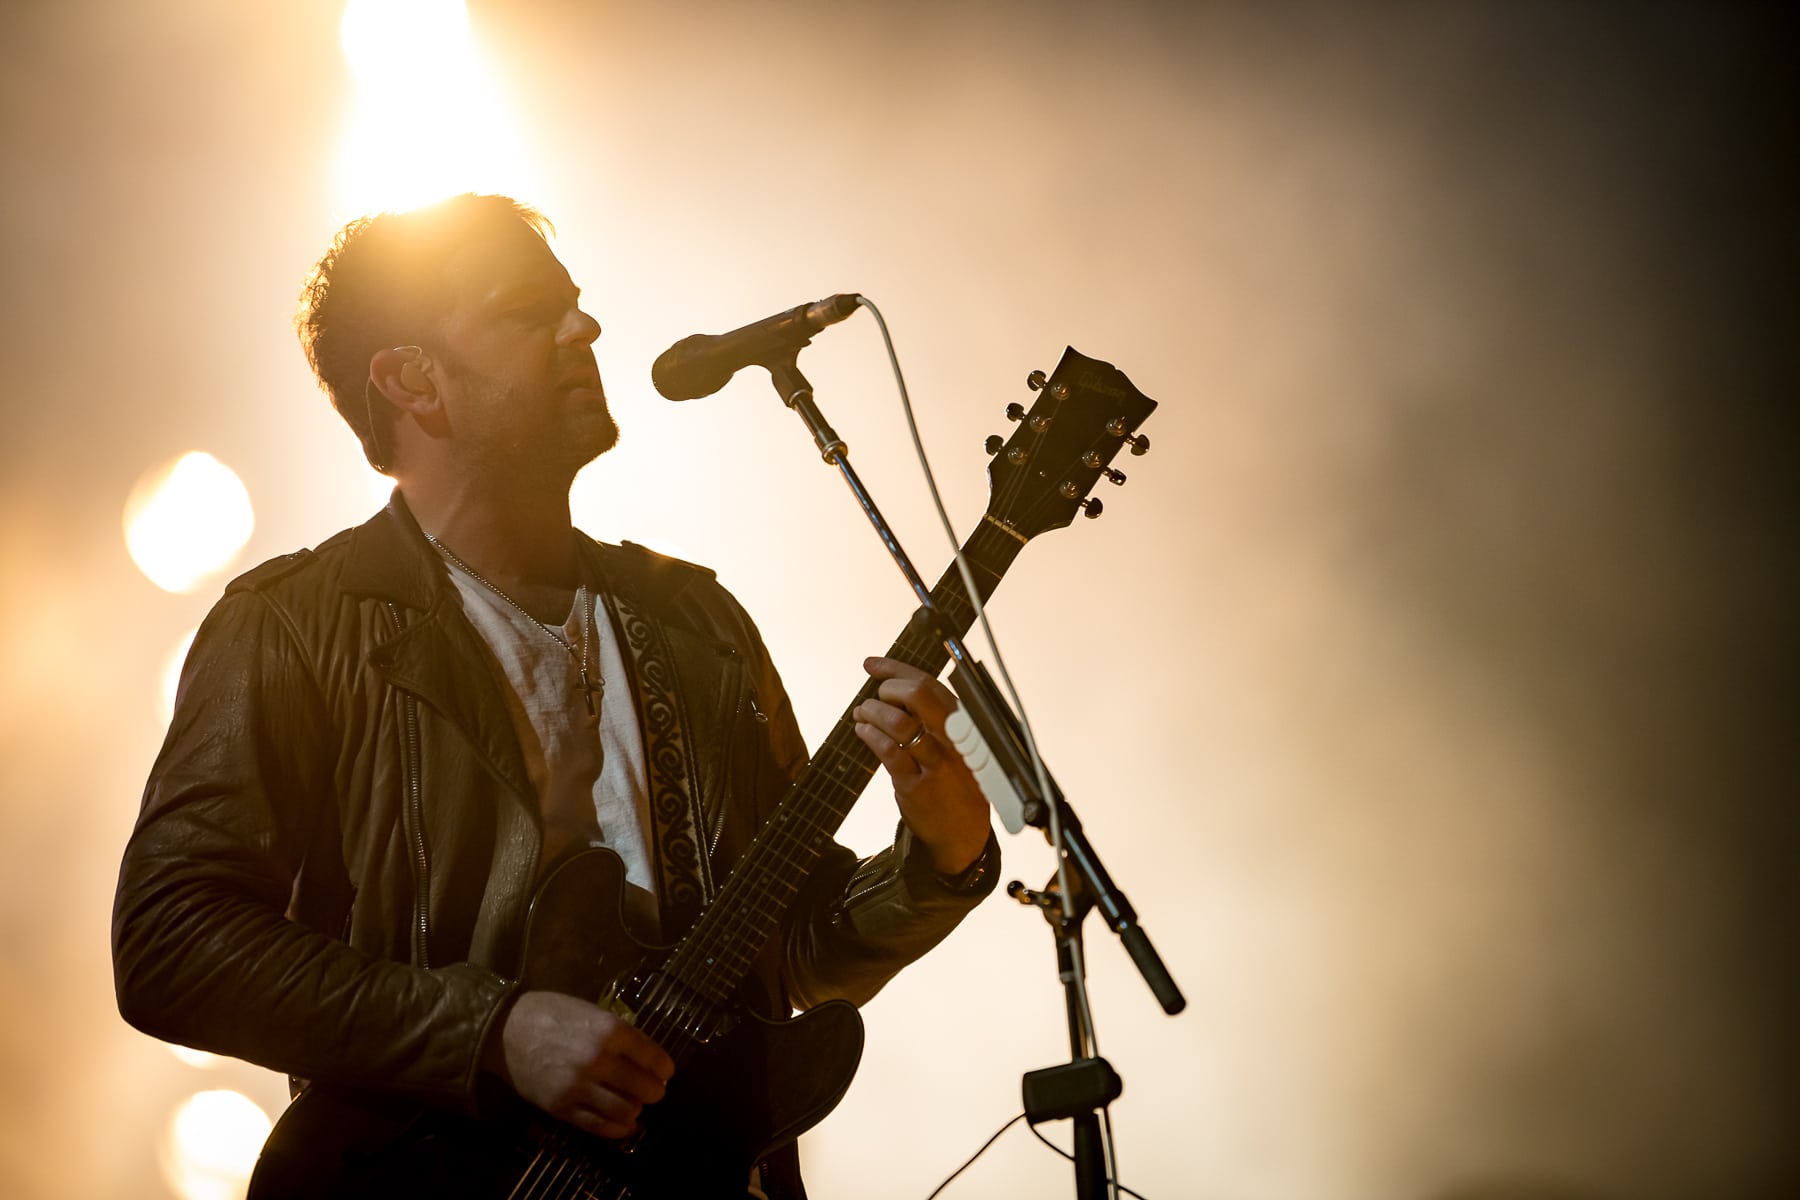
[{"xmin": 1, "ymin": 3, "xmax": 1792, "ymax": 1198}]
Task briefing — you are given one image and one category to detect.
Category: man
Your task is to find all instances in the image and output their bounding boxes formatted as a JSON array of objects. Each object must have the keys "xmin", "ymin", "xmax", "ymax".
[{"xmin": 112, "ymin": 194, "xmax": 998, "ymax": 1196}]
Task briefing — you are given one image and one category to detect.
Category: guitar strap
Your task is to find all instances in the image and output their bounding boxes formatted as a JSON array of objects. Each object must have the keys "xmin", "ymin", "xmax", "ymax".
[{"xmin": 595, "ymin": 577, "xmax": 710, "ymax": 940}]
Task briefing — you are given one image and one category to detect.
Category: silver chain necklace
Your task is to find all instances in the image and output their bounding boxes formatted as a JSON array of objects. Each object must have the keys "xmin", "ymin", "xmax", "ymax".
[{"xmin": 424, "ymin": 532, "xmax": 603, "ymax": 715}]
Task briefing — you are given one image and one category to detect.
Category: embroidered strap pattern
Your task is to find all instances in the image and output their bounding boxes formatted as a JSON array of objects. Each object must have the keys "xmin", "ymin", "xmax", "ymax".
[{"xmin": 601, "ymin": 585, "xmax": 708, "ymax": 937}]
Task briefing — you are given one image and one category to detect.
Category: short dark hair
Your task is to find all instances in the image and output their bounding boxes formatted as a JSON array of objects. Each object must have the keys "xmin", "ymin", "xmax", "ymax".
[{"xmin": 296, "ymin": 193, "xmax": 552, "ymax": 467}]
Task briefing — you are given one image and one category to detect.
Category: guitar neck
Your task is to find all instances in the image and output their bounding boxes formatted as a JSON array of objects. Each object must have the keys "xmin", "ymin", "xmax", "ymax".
[{"xmin": 664, "ymin": 517, "xmax": 1026, "ymax": 998}]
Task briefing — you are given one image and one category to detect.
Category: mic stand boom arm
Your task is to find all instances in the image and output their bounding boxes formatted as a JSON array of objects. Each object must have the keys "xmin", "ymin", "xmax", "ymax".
[
  {"xmin": 761, "ymin": 348, "xmax": 1185, "ymax": 1200},
  {"xmin": 764, "ymin": 351, "xmax": 1185, "ymax": 1013},
  {"xmin": 948, "ymin": 658, "xmax": 1186, "ymax": 1016}
]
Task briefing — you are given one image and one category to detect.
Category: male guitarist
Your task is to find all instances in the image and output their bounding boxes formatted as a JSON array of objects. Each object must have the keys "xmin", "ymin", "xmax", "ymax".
[{"xmin": 112, "ymin": 193, "xmax": 998, "ymax": 1198}]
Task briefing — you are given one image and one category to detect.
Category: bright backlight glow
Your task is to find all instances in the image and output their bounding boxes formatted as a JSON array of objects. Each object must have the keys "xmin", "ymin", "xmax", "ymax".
[
  {"xmin": 337, "ymin": 0, "xmax": 536, "ymax": 215},
  {"xmin": 157, "ymin": 1089, "xmax": 273, "ymax": 1200},
  {"xmin": 124, "ymin": 453, "xmax": 255, "ymax": 594},
  {"xmin": 340, "ymin": 0, "xmax": 470, "ymax": 80},
  {"xmin": 160, "ymin": 627, "xmax": 199, "ymax": 724}
]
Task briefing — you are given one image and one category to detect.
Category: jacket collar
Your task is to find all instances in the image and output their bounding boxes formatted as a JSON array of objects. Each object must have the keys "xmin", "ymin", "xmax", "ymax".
[
  {"xmin": 339, "ymin": 490, "xmax": 449, "ymax": 611},
  {"xmin": 335, "ymin": 488, "xmax": 731, "ymax": 949},
  {"xmin": 336, "ymin": 490, "xmax": 712, "ymax": 622}
]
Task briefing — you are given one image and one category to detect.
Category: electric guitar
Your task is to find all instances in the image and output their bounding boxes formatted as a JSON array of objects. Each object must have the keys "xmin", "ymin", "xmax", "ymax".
[{"xmin": 247, "ymin": 348, "xmax": 1158, "ymax": 1199}]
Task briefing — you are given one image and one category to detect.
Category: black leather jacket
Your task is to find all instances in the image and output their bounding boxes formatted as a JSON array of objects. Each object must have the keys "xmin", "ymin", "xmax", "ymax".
[{"xmin": 113, "ymin": 496, "xmax": 994, "ymax": 1113}]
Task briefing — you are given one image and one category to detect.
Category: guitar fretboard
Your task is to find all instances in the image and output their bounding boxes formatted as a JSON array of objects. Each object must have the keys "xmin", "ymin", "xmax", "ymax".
[{"xmin": 661, "ymin": 519, "xmax": 1024, "ymax": 1000}]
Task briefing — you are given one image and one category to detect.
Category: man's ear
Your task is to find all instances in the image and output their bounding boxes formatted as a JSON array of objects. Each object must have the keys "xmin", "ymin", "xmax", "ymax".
[{"xmin": 368, "ymin": 345, "xmax": 436, "ymax": 417}]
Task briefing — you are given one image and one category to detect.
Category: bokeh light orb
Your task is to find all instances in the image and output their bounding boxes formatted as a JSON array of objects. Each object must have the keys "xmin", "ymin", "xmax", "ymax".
[
  {"xmin": 157, "ymin": 1089, "xmax": 273, "ymax": 1200},
  {"xmin": 123, "ymin": 452, "xmax": 255, "ymax": 594}
]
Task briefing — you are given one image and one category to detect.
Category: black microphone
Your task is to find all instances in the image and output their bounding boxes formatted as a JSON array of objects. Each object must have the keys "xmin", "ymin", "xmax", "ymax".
[{"xmin": 652, "ymin": 293, "xmax": 862, "ymax": 401}]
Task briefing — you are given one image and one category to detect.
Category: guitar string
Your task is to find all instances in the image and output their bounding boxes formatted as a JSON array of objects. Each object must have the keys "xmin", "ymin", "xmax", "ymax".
[
  {"xmin": 621, "ymin": 531, "xmax": 1010, "ymax": 1043},
  {"xmin": 522, "ymin": 1129, "xmax": 612, "ymax": 1200},
  {"xmin": 506, "ymin": 515, "xmax": 1033, "ymax": 1196},
  {"xmin": 651, "ymin": 543, "xmax": 1004, "ymax": 1007},
  {"xmin": 670, "ymin": 594, "xmax": 970, "ymax": 977},
  {"xmin": 518, "ymin": 1132, "xmax": 583, "ymax": 1200},
  {"xmin": 532, "ymin": 414, "xmax": 1078, "ymax": 1190},
  {"xmin": 538, "ymin": 574, "xmax": 990, "ymax": 1185}
]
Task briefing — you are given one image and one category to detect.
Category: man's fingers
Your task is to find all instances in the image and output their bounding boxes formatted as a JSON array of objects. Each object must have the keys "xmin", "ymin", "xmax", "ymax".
[
  {"xmin": 863, "ymin": 655, "xmax": 927, "ymax": 683},
  {"xmin": 566, "ymin": 1089, "xmax": 643, "ymax": 1140},
  {"xmin": 499, "ymin": 991, "xmax": 677, "ymax": 1137},
  {"xmin": 855, "ymin": 719, "xmax": 922, "ymax": 777},
  {"xmin": 855, "ymin": 697, "xmax": 918, "ymax": 742},
  {"xmin": 600, "ymin": 1054, "xmax": 671, "ymax": 1107},
  {"xmin": 610, "ymin": 1025, "xmax": 676, "ymax": 1085},
  {"xmin": 861, "ymin": 658, "xmax": 959, "ymax": 734}
]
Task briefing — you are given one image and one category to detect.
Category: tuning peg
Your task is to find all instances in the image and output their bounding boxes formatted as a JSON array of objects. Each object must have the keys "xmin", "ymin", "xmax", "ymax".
[
  {"xmin": 1026, "ymin": 369, "xmax": 1047, "ymax": 391},
  {"xmin": 1079, "ymin": 497, "xmax": 1104, "ymax": 519},
  {"xmin": 1006, "ymin": 402, "xmax": 1026, "ymax": 422},
  {"xmin": 1105, "ymin": 417, "xmax": 1150, "ymax": 456},
  {"xmin": 984, "ymin": 434, "xmax": 1005, "ymax": 455},
  {"xmin": 1101, "ymin": 468, "xmax": 1126, "ymax": 485}
]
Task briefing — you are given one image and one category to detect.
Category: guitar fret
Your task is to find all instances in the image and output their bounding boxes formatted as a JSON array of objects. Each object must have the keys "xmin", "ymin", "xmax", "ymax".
[{"xmin": 657, "ymin": 526, "xmax": 1025, "ymax": 1005}]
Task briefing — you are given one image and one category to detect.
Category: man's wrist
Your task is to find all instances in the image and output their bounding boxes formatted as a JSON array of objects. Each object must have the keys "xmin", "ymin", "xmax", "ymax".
[{"xmin": 931, "ymin": 831, "xmax": 999, "ymax": 895}]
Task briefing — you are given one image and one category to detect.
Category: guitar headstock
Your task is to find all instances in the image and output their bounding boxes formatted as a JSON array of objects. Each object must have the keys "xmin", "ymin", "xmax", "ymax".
[{"xmin": 983, "ymin": 347, "xmax": 1157, "ymax": 540}]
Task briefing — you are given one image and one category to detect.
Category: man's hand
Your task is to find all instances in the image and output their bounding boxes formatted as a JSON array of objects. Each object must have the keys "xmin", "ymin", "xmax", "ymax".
[
  {"xmin": 854, "ymin": 656, "xmax": 993, "ymax": 876},
  {"xmin": 486, "ymin": 990, "xmax": 674, "ymax": 1139}
]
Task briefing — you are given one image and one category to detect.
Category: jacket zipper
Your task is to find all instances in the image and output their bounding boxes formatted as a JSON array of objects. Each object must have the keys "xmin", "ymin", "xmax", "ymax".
[
  {"xmin": 701, "ymin": 665, "xmax": 763, "ymax": 892},
  {"xmin": 385, "ymin": 601, "xmax": 431, "ymax": 969}
]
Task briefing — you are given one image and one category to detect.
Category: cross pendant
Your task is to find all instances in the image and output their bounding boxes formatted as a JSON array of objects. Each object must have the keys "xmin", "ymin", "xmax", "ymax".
[{"xmin": 576, "ymin": 667, "xmax": 603, "ymax": 716}]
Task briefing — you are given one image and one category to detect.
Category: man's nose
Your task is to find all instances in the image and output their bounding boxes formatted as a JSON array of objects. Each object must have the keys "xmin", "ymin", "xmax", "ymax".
[{"xmin": 563, "ymin": 306, "xmax": 601, "ymax": 345}]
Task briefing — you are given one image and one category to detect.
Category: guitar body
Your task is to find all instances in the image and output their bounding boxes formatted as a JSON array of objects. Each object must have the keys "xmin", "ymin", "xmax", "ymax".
[{"xmin": 249, "ymin": 849, "xmax": 865, "ymax": 1199}]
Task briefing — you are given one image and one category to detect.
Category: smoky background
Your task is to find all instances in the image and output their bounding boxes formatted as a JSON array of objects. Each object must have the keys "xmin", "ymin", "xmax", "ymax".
[{"xmin": 0, "ymin": 2, "xmax": 1793, "ymax": 1197}]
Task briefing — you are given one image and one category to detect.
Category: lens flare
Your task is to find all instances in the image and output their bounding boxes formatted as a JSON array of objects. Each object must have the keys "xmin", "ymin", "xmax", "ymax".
[
  {"xmin": 123, "ymin": 453, "xmax": 255, "ymax": 594},
  {"xmin": 157, "ymin": 1089, "xmax": 273, "ymax": 1200}
]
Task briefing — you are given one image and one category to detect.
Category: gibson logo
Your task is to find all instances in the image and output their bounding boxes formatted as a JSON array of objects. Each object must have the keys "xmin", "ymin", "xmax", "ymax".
[{"xmin": 1077, "ymin": 369, "xmax": 1128, "ymax": 399}]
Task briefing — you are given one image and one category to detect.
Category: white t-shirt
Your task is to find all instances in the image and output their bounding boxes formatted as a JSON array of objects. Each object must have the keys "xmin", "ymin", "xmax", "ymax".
[{"xmin": 440, "ymin": 560, "xmax": 658, "ymax": 935}]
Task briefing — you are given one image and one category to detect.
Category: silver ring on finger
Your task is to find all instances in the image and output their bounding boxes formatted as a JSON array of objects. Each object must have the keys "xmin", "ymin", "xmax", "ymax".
[{"xmin": 900, "ymin": 726, "xmax": 928, "ymax": 751}]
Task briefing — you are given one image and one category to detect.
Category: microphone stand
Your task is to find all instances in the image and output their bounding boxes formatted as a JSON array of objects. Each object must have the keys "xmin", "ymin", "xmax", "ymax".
[
  {"xmin": 761, "ymin": 351, "xmax": 1185, "ymax": 1199},
  {"xmin": 1011, "ymin": 870, "xmax": 1117, "ymax": 1200}
]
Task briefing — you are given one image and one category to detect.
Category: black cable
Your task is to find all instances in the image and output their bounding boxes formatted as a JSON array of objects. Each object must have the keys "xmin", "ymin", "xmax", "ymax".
[
  {"xmin": 1027, "ymin": 1120, "xmax": 1153, "ymax": 1200},
  {"xmin": 923, "ymin": 1111, "xmax": 1028, "ymax": 1200}
]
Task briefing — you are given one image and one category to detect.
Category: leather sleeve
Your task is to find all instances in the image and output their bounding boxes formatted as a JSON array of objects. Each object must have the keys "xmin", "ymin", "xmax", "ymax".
[
  {"xmin": 781, "ymin": 821, "xmax": 999, "ymax": 1011},
  {"xmin": 111, "ymin": 585, "xmax": 513, "ymax": 1111}
]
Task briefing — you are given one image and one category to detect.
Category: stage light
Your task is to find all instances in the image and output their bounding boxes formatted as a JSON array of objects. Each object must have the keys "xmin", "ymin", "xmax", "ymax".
[
  {"xmin": 123, "ymin": 452, "xmax": 255, "ymax": 595},
  {"xmin": 336, "ymin": 0, "xmax": 536, "ymax": 215},
  {"xmin": 339, "ymin": 0, "xmax": 470, "ymax": 83},
  {"xmin": 157, "ymin": 1089, "xmax": 273, "ymax": 1200}
]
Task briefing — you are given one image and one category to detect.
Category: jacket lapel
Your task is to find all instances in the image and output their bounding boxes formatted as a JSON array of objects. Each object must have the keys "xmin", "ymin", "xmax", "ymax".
[
  {"xmin": 345, "ymin": 496, "xmax": 538, "ymax": 809},
  {"xmin": 341, "ymin": 497, "xmax": 543, "ymax": 969}
]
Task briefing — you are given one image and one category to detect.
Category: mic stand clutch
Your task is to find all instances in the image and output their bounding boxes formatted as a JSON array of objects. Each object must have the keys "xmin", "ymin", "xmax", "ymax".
[
  {"xmin": 1011, "ymin": 874, "xmax": 1121, "ymax": 1200},
  {"xmin": 954, "ymin": 656, "xmax": 1184, "ymax": 1200},
  {"xmin": 766, "ymin": 357, "xmax": 849, "ymax": 465}
]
